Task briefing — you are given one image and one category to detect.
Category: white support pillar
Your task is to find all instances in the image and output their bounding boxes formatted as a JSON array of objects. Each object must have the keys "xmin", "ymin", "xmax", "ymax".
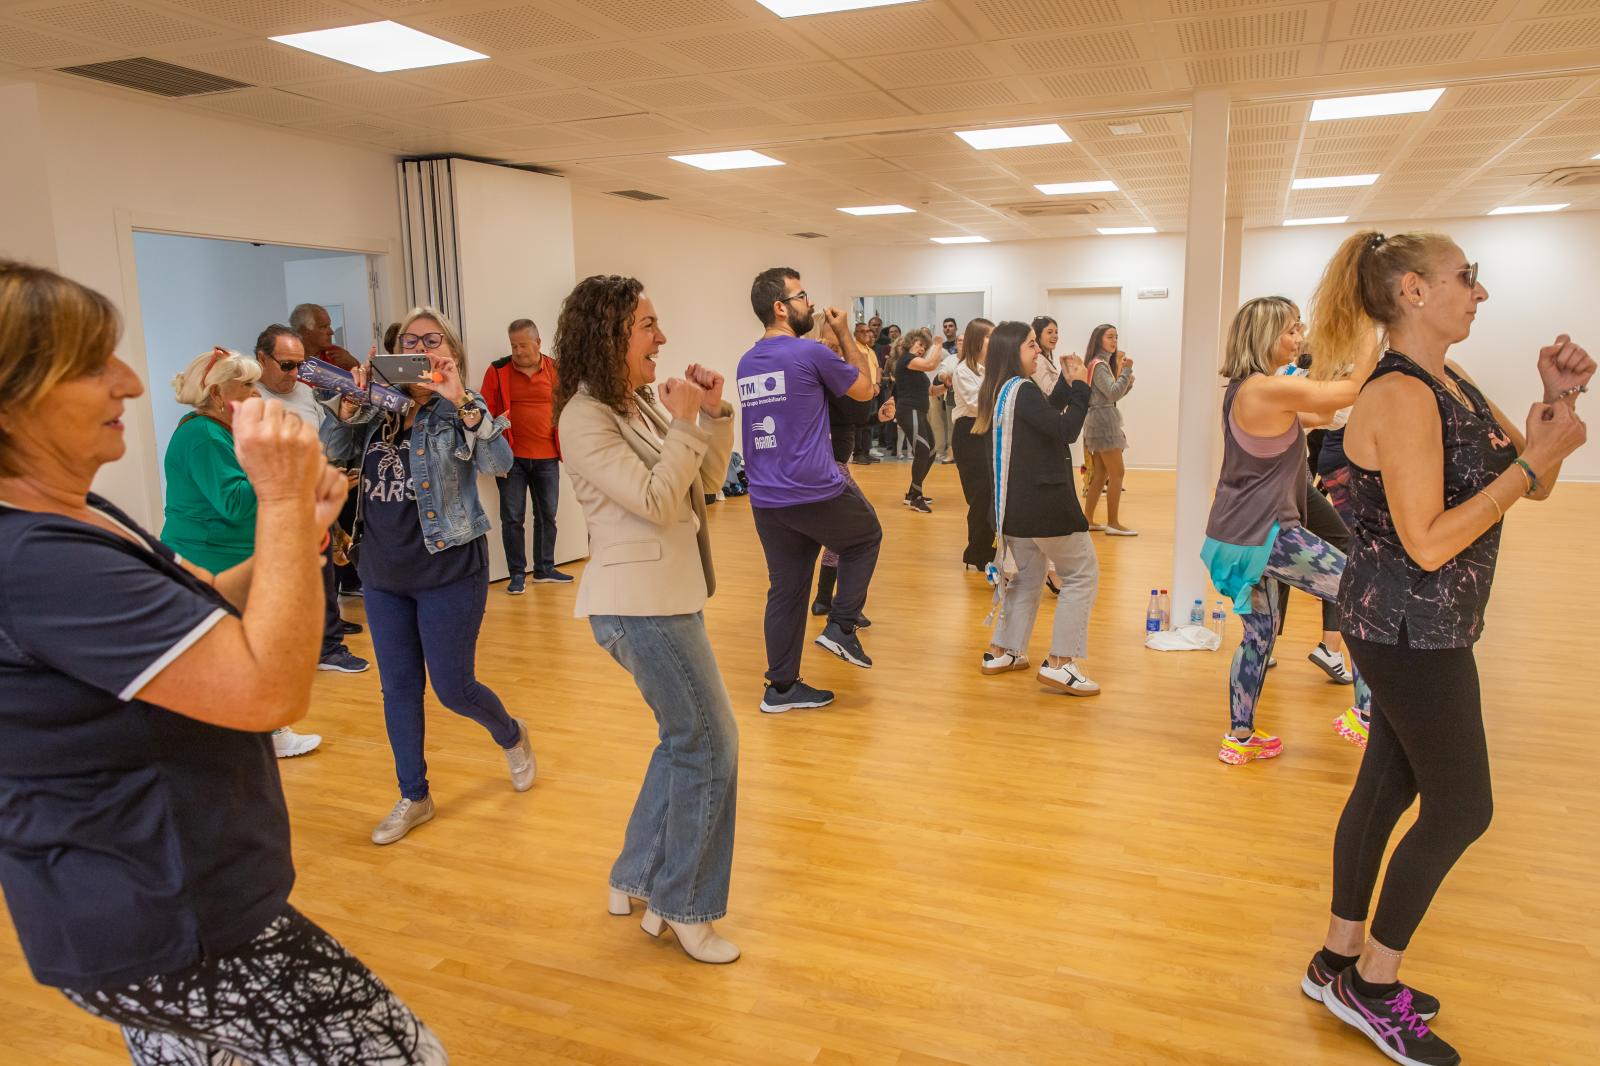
[{"xmin": 1170, "ymin": 88, "xmax": 1232, "ymax": 619}]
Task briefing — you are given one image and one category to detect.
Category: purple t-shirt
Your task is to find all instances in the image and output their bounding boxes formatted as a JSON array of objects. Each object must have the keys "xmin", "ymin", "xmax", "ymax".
[{"xmin": 736, "ymin": 334, "xmax": 861, "ymax": 507}]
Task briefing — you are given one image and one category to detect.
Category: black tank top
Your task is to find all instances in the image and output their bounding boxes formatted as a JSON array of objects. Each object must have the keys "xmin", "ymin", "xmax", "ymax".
[{"xmin": 1339, "ymin": 351, "xmax": 1516, "ymax": 649}]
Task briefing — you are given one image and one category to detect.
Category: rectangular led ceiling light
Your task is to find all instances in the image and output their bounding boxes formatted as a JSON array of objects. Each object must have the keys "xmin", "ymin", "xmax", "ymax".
[
  {"xmin": 1284, "ymin": 216, "xmax": 1348, "ymax": 226},
  {"xmin": 270, "ymin": 21, "xmax": 485, "ymax": 73},
  {"xmin": 1035, "ymin": 180, "xmax": 1118, "ymax": 195},
  {"xmin": 955, "ymin": 123, "xmax": 1070, "ymax": 150},
  {"xmin": 670, "ymin": 150, "xmax": 784, "ymax": 171},
  {"xmin": 1292, "ymin": 174, "xmax": 1379, "ymax": 190},
  {"xmin": 1488, "ymin": 203, "xmax": 1568, "ymax": 215},
  {"xmin": 1098, "ymin": 227, "xmax": 1156, "ymax": 235},
  {"xmin": 1310, "ymin": 88, "xmax": 1445, "ymax": 122},
  {"xmin": 932, "ymin": 236, "xmax": 989, "ymax": 244},
  {"xmin": 839, "ymin": 204, "xmax": 915, "ymax": 215},
  {"xmin": 756, "ymin": 0, "xmax": 921, "ymax": 14}
]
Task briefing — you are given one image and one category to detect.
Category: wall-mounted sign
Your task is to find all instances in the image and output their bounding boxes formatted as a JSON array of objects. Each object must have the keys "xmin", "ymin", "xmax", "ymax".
[{"xmin": 1137, "ymin": 288, "xmax": 1169, "ymax": 299}]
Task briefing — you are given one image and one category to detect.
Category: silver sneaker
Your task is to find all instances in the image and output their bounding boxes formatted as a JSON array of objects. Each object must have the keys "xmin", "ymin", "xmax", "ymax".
[
  {"xmin": 371, "ymin": 795, "xmax": 435, "ymax": 845},
  {"xmin": 503, "ymin": 718, "xmax": 537, "ymax": 792}
]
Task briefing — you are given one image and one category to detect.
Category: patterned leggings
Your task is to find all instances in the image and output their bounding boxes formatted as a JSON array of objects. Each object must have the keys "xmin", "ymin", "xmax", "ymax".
[
  {"xmin": 819, "ymin": 460, "xmax": 861, "ymax": 569},
  {"xmin": 1230, "ymin": 524, "xmax": 1372, "ymax": 732},
  {"xmin": 62, "ymin": 908, "xmax": 446, "ymax": 1065}
]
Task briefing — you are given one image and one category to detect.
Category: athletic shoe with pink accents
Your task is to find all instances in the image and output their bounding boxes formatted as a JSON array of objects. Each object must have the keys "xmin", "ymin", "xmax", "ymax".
[
  {"xmin": 1218, "ymin": 730, "xmax": 1283, "ymax": 765},
  {"xmin": 1334, "ymin": 707, "xmax": 1371, "ymax": 750}
]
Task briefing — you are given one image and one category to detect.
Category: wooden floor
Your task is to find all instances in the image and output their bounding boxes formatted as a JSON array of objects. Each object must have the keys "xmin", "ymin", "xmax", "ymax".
[{"xmin": 4, "ymin": 466, "xmax": 1597, "ymax": 1065}]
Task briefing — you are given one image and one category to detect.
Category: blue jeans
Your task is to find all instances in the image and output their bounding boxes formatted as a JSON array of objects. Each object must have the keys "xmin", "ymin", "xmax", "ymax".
[
  {"xmin": 589, "ymin": 613, "xmax": 739, "ymax": 924},
  {"xmin": 365, "ymin": 568, "xmax": 519, "ymax": 800},
  {"xmin": 498, "ymin": 458, "xmax": 560, "ymax": 576}
]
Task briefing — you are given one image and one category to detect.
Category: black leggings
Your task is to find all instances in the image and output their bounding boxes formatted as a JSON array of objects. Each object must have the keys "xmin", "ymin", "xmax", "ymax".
[
  {"xmin": 896, "ymin": 404, "xmax": 935, "ymax": 496},
  {"xmin": 1331, "ymin": 629, "xmax": 1493, "ymax": 950},
  {"xmin": 950, "ymin": 416, "xmax": 992, "ymax": 566}
]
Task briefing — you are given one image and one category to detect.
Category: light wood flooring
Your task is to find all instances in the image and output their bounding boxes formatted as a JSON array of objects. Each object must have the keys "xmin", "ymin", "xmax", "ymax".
[{"xmin": 3, "ymin": 466, "xmax": 1597, "ymax": 1065}]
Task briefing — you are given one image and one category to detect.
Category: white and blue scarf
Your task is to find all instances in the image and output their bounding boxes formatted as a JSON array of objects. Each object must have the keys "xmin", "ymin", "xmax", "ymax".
[{"xmin": 986, "ymin": 375, "xmax": 1026, "ymax": 625}]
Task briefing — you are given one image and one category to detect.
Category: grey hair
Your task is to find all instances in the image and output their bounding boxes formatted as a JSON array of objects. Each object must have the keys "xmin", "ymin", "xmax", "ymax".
[{"xmin": 289, "ymin": 303, "xmax": 325, "ymax": 332}]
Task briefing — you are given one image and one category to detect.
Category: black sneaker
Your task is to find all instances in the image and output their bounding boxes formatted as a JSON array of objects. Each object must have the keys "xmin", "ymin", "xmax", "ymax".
[
  {"xmin": 318, "ymin": 648, "xmax": 370, "ymax": 674},
  {"xmin": 338, "ymin": 619, "xmax": 364, "ymax": 636},
  {"xmin": 760, "ymin": 679, "xmax": 835, "ymax": 714},
  {"xmin": 814, "ymin": 620, "xmax": 872, "ymax": 668},
  {"xmin": 855, "ymin": 613, "xmax": 871, "ymax": 630},
  {"xmin": 810, "ymin": 597, "xmax": 832, "ymax": 616},
  {"xmin": 1322, "ymin": 968, "xmax": 1459, "ymax": 1066},
  {"xmin": 904, "ymin": 489, "xmax": 934, "ymax": 505},
  {"xmin": 908, "ymin": 495, "xmax": 932, "ymax": 514},
  {"xmin": 532, "ymin": 568, "xmax": 574, "ymax": 584},
  {"xmin": 507, "ymin": 574, "xmax": 526, "ymax": 595},
  {"xmin": 1303, "ymin": 952, "xmax": 1438, "ymax": 1020}
]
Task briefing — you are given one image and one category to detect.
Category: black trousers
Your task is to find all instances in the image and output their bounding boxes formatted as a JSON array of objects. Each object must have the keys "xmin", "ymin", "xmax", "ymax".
[
  {"xmin": 895, "ymin": 404, "xmax": 936, "ymax": 496},
  {"xmin": 1332, "ymin": 629, "xmax": 1493, "ymax": 950},
  {"xmin": 1276, "ymin": 485, "xmax": 1350, "ymax": 634},
  {"xmin": 951, "ymin": 416, "xmax": 993, "ymax": 566},
  {"xmin": 751, "ymin": 484, "xmax": 882, "ymax": 685},
  {"xmin": 320, "ymin": 547, "xmax": 345, "ymax": 658}
]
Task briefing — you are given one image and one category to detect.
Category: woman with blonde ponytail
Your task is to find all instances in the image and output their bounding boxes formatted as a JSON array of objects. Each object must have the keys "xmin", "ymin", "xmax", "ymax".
[
  {"xmin": 1201, "ymin": 296, "xmax": 1381, "ymax": 768},
  {"xmin": 1301, "ymin": 231, "xmax": 1591, "ymax": 1066}
]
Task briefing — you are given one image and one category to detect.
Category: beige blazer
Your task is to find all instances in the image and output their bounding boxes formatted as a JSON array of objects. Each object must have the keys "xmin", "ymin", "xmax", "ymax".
[{"xmin": 558, "ymin": 389, "xmax": 735, "ymax": 619}]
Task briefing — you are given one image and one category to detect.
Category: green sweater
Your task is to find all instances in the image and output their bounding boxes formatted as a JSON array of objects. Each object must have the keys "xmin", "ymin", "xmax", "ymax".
[{"xmin": 160, "ymin": 413, "xmax": 256, "ymax": 573}]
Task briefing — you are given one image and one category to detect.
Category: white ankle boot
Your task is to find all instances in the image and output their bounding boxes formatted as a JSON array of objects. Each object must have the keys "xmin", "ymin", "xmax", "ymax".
[
  {"xmin": 640, "ymin": 909, "xmax": 740, "ymax": 964},
  {"xmin": 608, "ymin": 889, "xmax": 640, "ymax": 917}
]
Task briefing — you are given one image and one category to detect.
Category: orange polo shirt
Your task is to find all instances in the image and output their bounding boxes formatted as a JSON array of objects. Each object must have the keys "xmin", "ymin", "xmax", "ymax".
[{"xmin": 507, "ymin": 358, "xmax": 559, "ymax": 460}]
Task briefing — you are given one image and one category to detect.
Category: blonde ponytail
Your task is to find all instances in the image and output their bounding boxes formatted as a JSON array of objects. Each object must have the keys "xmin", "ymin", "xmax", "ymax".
[{"xmin": 1307, "ymin": 229, "xmax": 1453, "ymax": 376}]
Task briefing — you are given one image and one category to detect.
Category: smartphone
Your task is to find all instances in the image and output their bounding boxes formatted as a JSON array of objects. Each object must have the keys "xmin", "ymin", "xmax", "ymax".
[{"xmin": 369, "ymin": 354, "xmax": 435, "ymax": 386}]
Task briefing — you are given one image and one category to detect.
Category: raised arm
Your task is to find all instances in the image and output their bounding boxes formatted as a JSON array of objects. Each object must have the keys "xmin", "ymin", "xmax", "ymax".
[
  {"xmin": 824, "ymin": 307, "xmax": 876, "ymax": 401},
  {"xmin": 561, "ymin": 385, "xmax": 712, "ymax": 527}
]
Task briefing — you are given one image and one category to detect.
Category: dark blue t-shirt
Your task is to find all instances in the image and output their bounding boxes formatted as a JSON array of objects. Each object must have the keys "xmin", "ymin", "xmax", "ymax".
[
  {"xmin": 0, "ymin": 496, "xmax": 293, "ymax": 989},
  {"xmin": 357, "ymin": 426, "xmax": 486, "ymax": 591}
]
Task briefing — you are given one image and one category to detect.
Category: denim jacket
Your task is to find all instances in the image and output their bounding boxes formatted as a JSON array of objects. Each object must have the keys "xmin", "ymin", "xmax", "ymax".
[{"xmin": 322, "ymin": 393, "xmax": 513, "ymax": 553}]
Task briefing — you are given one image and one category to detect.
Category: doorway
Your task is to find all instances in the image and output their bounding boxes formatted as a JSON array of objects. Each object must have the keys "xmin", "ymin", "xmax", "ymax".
[
  {"xmin": 131, "ymin": 231, "xmax": 379, "ymax": 483},
  {"xmin": 1046, "ymin": 287, "xmax": 1121, "ymax": 360}
]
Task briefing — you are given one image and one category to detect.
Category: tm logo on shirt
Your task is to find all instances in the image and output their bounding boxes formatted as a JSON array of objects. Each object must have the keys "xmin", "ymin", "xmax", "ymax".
[
  {"xmin": 738, "ymin": 371, "xmax": 786, "ymax": 406},
  {"xmin": 750, "ymin": 415, "xmax": 778, "ymax": 450}
]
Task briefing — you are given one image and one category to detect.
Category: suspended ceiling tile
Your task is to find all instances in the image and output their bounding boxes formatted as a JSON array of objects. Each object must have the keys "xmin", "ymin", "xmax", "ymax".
[
  {"xmin": 0, "ymin": 23, "xmax": 117, "ymax": 67},
  {"xmin": 187, "ymin": 86, "xmax": 348, "ymax": 124},
  {"xmin": 673, "ymin": 103, "xmax": 796, "ymax": 130},
  {"xmin": 567, "ymin": 0, "xmax": 746, "ymax": 33},
  {"xmin": 789, "ymin": 2, "xmax": 965, "ymax": 55},
  {"xmin": 724, "ymin": 62, "xmax": 871, "ymax": 100},
  {"xmin": 965, "ymin": 0, "xmax": 1132, "ymax": 36},
  {"xmin": 393, "ymin": 100, "xmax": 528, "ymax": 131},
  {"xmin": 785, "ymin": 90, "xmax": 911, "ymax": 123},
  {"xmin": 10, "ymin": 0, "xmax": 224, "ymax": 49},
  {"xmin": 158, "ymin": 0, "xmax": 371, "ymax": 34},
  {"xmin": 394, "ymin": 61, "xmax": 557, "ymax": 100},
  {"xmin": 177, "ymin": 42, "xmax": 350, "ymax": 86},
  {"xmin": 497, "ymin": 88, "xmax": 634, "ymax": 121},
  {"xmin": 420, "ymin": 3, "xmax": 600, "ymax": 54},
  {"xmin": 1323, "ymin": 27, "xmax": 1494, "ymax": 71},
  {"xmin": 662, "ymin": 26, "xmax": 823, "ymax": 71},
  {"xmin": 284, "ymin": 76, "xmax": 452, "ymax": 111},
  {"xmin": 605, "ymin": 76, "xmax": 738, "ymax": 109},
  {"xmin": 851, "ymin": 46, "xmax": 1006, "ymax": 88},
  {"xmin": 527, "ymin": 46, "xmax": 683, "ymax": 82},
  {"xmin": 893, "ymin": 79, "xmax": 1022, "ymax": 113}
]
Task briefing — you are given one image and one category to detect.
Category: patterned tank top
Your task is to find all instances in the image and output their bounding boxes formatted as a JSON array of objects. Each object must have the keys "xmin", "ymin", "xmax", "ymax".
[{"xmin": 1339, "ymin": 351, "xmax": 1517, "ymax": 649}]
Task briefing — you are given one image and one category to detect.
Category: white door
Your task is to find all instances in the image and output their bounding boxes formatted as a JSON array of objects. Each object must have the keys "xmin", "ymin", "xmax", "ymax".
[{"xmin": 1046, "ymin": 287, "xmax": 1121, "ymax": 361}]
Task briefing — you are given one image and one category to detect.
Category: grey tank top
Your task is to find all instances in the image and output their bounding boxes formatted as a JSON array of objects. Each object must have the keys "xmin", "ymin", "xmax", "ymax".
[{"xmin": 1204, "ymin": 376, "xmax": 1307, "ymax": 544}]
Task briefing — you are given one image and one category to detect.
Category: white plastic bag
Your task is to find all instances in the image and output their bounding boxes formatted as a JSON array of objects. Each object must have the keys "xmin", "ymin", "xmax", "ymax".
[{"xmin": 1145, "ymin": 624, "xmax": 1222, "ymax": 652}]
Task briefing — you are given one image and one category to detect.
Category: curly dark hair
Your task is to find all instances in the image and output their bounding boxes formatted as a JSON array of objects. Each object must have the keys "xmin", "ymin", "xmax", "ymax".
[{"xmin": 554, "ymin": 274, "xmax": 652, "ymax": 417}]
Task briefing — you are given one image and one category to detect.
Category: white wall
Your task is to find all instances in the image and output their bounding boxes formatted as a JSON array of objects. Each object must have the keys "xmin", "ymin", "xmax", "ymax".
[
  {"xmin": 451, "ymin": 159, "xmax": 586, "ymax": 573},
  {"xmin": 571, "ymin": 190, "xmax": 836, "ymax": 450},
  {"xmin": 283, "ymin": 254, "xmax": 376, "ymax": 356},
  {"xmin": 1241, "ymin": 211, "xmax": 1600, "ymax": 481},
  {"xmin": 7, "ymin": 81, "xmax": 403, "ymax": 529},
  {"xmin": 833, "ymin": 234, "xmax": 1188, "ymax": 469}
]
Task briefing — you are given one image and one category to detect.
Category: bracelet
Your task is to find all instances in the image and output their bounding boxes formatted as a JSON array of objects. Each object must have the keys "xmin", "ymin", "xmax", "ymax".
[
  {"xmin": 1478, "ymin": 490, "xmax": 1503, "ymax": 521},
  {"xmin": 1513, "ymin": 457, "xmax": 1539, "ymax": 496},
  {"xmin": 1555, "ymin": 384, "xmax": 1587, "ymax": 402},
  {"xmin": 1366, "ymin": 937, "xmax": 1405, "ymax": 960}
]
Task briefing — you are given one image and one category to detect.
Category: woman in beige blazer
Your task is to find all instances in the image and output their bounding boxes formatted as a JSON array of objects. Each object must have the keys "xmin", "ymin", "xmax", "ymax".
[{"xmin": 554, "ymin": 275, "xmax": 741, "ymax": 964}]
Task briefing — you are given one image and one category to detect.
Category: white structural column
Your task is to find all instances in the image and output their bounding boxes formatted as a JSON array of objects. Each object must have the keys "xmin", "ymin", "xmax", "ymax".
[{"xmin": 1170, "ymin": 88, "xmax": 1232, "ymax": 618}]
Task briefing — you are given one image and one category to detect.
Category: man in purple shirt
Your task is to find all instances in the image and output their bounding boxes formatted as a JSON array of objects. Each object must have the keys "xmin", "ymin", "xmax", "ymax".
[{"xmin": 739, "ymin": 268, "xmax": 881, "ymax": 714}]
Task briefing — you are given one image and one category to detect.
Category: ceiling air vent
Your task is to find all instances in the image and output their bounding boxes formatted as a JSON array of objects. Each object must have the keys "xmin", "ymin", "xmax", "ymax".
[
  {"xmin": 607, "ymin": 189, "xmax": 667, "ymax": 201},
  {"xmin": 790, "ymin": 231, "xmax": 828, "ymax": 239},
  {"xmin": 56, "ymin": 57, "xmax": 250, "ymax": 98},
  {"xmin": 1000, "ymin": 199, "xmax": 1111, "ymax": 218},
  {"xmin": 1538, "ymin": 166, "xmax": 1600, "ymax": 188}
]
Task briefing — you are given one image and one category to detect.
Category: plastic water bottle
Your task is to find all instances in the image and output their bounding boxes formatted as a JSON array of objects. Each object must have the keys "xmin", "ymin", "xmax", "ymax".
[
  {"xmin": 1210, "ymin": 600, "xmax": 1227, "ymax": 639},
  {"xmin": 1189, "ymin": 598, "xmax": 1205, "ymax": 627},
  {"xmin": 1159, "ymin": 589, "xmax": 1171, "ymax": 630},
  {"xmin": 1145, "ymin": 590, "xmax": 1162, "ymax": 636}
]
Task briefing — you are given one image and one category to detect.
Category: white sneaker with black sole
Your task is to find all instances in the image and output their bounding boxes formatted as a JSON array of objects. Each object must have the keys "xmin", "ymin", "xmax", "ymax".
[
  {"xmin": 814, "ymin": 620, "xmax": 872, "ymax": 668},
  {"xmin": 760, "ymin": 680, "xmax": 835, "ymax": 714},
  {"xmin": 1308, "ymin": 643, "xmax": 1355, "ymax": 684}
]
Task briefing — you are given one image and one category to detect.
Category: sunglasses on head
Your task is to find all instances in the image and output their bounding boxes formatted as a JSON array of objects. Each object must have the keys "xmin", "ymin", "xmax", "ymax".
[{"xmin": 401, "ymin": 332, "xmax": 446, "ymax": 351}]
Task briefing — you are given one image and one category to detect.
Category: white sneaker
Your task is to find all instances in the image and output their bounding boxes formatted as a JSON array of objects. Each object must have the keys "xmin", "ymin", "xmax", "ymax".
[
  {"xmin": 980, "ymin": 651, "xmax": 1030, "ymax": 675},
  {"xmin": 1037, "ymin": 660, "xmax": 1100, "ymax": 696},
  {"xmin": 372, "ymin": 795, "xmax": 435, "ymax": 845},
  {"xmin": 1087, "ymin": 523, "xmax": 1107, "ymax": 532},
  {"xmin": 272, "ymin": 727, "xmax": 321, "ymax": 758},
  {"xmin": 1308, "ymin": 644, "xmax": 1355, "ymax": 685},
  {"xmin": 503, "ymin": 717, "xmax": 537, "ymax": 792},
  {"xmin": 1104, "ymin": 526, "xmax": 1139, "ymax": 537}
]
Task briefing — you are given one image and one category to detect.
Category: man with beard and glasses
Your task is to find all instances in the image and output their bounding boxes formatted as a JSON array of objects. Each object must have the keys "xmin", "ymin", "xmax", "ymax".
[{"xmin": 737, "ymin": 269, "xmax": 880, "ymax": 715}]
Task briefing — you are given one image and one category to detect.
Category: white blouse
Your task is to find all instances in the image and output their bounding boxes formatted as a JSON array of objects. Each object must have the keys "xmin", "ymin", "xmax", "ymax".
[{"xmin": 952, "ymin": 362, "xmax": 984, "ymax": 419}]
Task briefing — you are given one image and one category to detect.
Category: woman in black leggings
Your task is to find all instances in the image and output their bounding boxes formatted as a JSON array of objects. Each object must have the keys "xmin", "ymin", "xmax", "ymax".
[
  {"xmin": 892, "ymin": 327, "xmax": 942, "ymax": 512},
  {"xmin": 951, "ymin": 317, "xmax": 996, "ymax": 568},
  {"xmin": 1302, "ymin": 230, "xmax": 1591, "ymax": 1066}
]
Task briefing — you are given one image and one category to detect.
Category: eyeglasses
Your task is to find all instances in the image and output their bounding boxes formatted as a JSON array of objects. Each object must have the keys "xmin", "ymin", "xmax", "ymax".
[
  {"xmin": 401, "ymin": 332, "xmax": 446, "ymax": 351},
  {"xmin": 780, "ymin": 291, "xmax": 809, "ymax": 305}
]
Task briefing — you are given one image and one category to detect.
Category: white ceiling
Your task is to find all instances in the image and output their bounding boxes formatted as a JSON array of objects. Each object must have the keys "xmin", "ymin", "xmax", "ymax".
[{"xmin": 3, "ymin": 0, "xmax": 1599, "ymax": 243}]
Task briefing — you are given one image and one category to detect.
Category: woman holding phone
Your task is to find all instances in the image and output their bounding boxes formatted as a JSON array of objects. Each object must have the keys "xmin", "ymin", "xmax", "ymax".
[{"xmin": 322, "ymin": 308, "xmax": 536, "ymax": 846}]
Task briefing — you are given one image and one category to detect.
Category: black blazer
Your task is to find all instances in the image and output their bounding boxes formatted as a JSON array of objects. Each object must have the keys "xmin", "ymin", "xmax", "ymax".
[{"xmin": 998, "ymin": 376, "xmax": 1092, "ymax": 538}]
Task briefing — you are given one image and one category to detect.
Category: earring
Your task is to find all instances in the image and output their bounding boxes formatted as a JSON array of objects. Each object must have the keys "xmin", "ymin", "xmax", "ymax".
[{"xmin": 1415, "ymin": 299, "xmax": 1425, "ymax": 307}]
